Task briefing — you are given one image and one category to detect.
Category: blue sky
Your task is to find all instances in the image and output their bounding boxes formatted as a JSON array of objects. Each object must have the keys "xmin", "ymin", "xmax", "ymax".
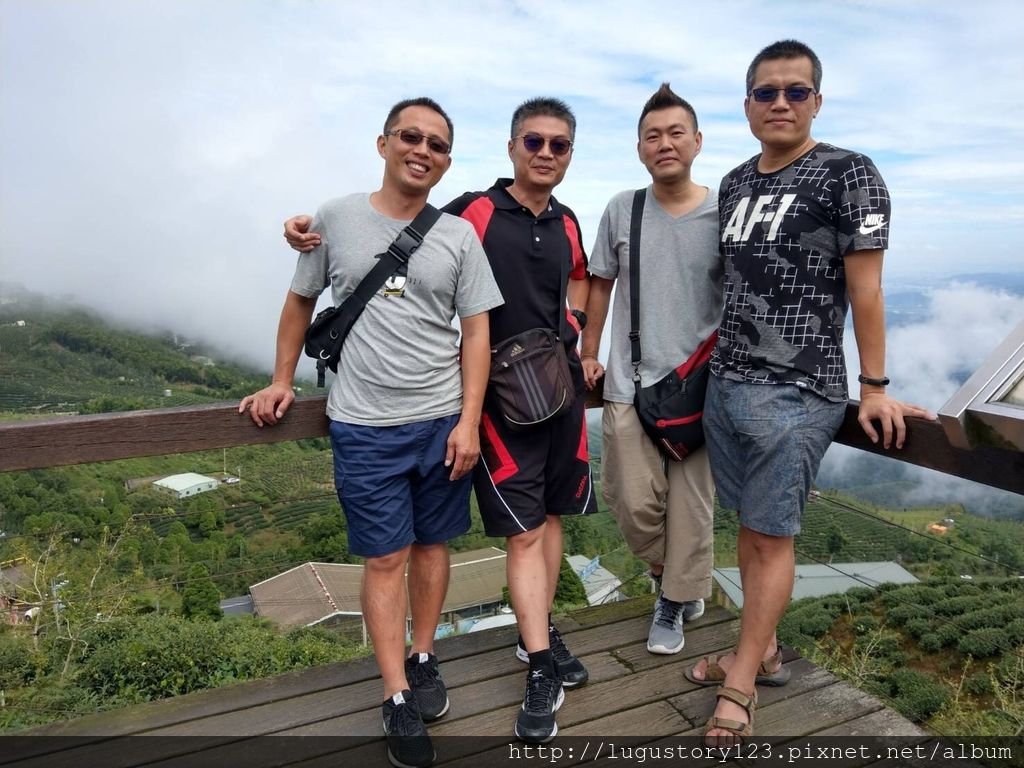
[{"xmin": 1, "ymin": 0, "xmax": 1022, "ymax": 381}]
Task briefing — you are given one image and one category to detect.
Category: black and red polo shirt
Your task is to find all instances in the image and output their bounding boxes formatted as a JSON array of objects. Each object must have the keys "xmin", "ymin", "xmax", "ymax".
[{"xmin": 444, "ymin": 178, "xmax": 589, "ymax": 388}]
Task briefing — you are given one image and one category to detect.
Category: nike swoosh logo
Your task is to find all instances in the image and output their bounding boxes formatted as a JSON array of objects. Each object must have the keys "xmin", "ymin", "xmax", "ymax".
[{"xmin": 858, "ymin": 222, "xmax": 886, "ymax": 235}]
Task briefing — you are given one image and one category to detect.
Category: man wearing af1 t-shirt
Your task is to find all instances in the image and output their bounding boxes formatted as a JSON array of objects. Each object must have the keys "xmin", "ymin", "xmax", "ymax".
[{"xmin": 684, "ymin": 40, "xmax": 932, "ymax": 743}]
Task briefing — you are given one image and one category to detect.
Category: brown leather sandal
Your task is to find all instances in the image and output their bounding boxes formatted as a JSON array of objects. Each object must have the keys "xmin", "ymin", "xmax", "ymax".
[
  {"xmin": 684, "ymin": 648, "xmax": 791, "ymax": 687},
  {"xmin": 702, "ymin": 685, "xmax": 757, "ymax": 743}
]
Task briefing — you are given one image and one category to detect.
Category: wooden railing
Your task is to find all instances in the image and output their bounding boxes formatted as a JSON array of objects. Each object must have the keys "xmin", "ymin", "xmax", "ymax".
[{"xmin": 1, "ymin": 388, "xmax": 1022, "ymax": 495}]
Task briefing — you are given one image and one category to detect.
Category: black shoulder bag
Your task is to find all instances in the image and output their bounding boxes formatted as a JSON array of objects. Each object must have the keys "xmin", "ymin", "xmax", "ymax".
[
  {"xmin": 629, "ymin": 188, "xmax": 717, "ymax": 461},
  {"xmin": 487, "ymin": 229, "xmax": 576, "ymax": 431},
  {"xmin": 304, "ymin": 204, "xmax": 442, "ymax": 387}
]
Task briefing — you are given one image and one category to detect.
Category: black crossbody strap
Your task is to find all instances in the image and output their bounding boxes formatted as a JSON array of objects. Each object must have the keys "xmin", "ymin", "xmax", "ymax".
[
  {"xmin": 628, "ymin": 188, "xmax": 646, "ymax": 387},
  {"xmin": 314, "ymin": 203, "xmax": 442, "ymax": 385},
  {"xmin": 340, "ymin": 203, "xmax": 441, "ymax": 313}
]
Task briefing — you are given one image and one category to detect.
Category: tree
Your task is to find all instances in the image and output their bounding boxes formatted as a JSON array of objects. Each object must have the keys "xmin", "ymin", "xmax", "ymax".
[
  {"xmin": 825, "ymin": 524, "xmax": 847, "ymax": 562},
  {"xmin": 181, "ymin": 564, "xmax": 222, "ymax": 621},
  {"xmin": 554, "ymin": 556, "xmax": 588, "ymax": 609}
]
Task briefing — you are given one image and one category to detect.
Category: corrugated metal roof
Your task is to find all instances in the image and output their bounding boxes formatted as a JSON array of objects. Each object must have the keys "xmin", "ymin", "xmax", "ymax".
[
  {"xmin": 250, "ymin": 547, "xmax": 507, "ymax": 628},
  {"xmin": 713, "ymin": 561, "xmax": 919, "ymax": 609}
]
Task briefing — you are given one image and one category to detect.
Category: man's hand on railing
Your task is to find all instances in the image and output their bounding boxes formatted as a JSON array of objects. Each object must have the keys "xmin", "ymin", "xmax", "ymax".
[
  {"xmin": 857, "ymin": 391, "xmax": 936, "ymax": 450},
  {"xmin": 239, "ymin": 382, "xmax": 296, "ymax": 427}
]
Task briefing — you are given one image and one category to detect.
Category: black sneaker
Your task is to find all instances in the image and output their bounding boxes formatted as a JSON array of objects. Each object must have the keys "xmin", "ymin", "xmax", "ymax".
[
  {"xmin": 514, "ymin": 625, "xmax": 589, "ymax": 688},
  {"xmin": 382, "ymin": 690, "xmax": 434, "ymax": 768},
  {"xmin": 404, "ymin": 652, "xmax": 450, "ymax": 722},
  {"xmin": 514, "ymin": 667, "xmax": 565, "ymax": 743}
]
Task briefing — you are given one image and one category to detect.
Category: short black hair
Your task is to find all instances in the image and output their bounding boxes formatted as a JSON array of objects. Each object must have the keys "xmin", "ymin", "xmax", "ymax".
[
  {"xmin": 745, "ymin": 39, "xmax": 823, "ymax": 93},
  {"xmin": 637, "ymin": 82, "xmax": 699, "ymax": 136},
  {"xmin": 510, "ymin": 97, "xmax": 576, "ymax": 141},
  {"xmin": 383, "ymin": 97, "xmax": 454, "ymax": 149}
]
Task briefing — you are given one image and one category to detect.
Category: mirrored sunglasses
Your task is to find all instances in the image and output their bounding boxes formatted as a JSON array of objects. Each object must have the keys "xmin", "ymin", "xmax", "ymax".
[
  {"xmin": 750, "ymin": 86, "xmax": 816, "ymax": 103},
  {"xmin": 517, "ymin": 133, "xmax": 573, "ymax": 156}
]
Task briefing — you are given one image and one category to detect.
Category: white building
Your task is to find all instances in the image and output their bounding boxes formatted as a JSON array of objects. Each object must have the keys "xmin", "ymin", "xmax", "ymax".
[{"xmin": 153, "ymin": 472, "xmax": 219, "ymax": 499}]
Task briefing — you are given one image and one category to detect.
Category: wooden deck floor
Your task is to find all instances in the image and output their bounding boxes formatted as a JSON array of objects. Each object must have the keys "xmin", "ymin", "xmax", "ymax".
[{"xmin": 8, "ymin": 598, "xmax": 930, "ymax": 767}]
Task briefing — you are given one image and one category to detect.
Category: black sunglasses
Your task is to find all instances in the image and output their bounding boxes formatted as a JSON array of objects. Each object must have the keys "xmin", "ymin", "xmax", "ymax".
[
  {"xmin": 750, "ymin": 86, "xmax": 816, "ymax": 103},
  {"xmin": 385, "ymin": 128, "xmax": 451, "ymax": 155},
  {"xmin": 516, "ymin": 133, "xmax": 573, "ymax": 156}
]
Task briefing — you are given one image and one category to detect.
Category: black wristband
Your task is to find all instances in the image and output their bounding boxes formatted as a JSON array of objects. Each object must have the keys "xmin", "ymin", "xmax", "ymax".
[
  {"xmin": 570, "ymin": 308, "xmax": 587, "ymax": 329},
  {"xmin": 857, "ymin": 373, "xmax": 890, "ymax": 387}
]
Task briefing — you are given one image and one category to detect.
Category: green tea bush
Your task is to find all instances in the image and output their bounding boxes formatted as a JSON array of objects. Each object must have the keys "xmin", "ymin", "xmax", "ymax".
[
  {"xmin": 933, "ymin": 595, "xmax": 981, "ymax": 617},
  {"xmin": 958, "ymin": 628, "xmax": 1006, "ymax": 659},
  {"xmin": 851, "ymin": 615, "xmax": 880, "ymax": 636},
  {"xmin": 77, "ymin": 614, "xmax": 364, "ymax": 703},
  {"xmin": 886, "ymin": 603, "xmax": 930, "ymax": 626},
  {"xmin": 903, "ymin": 617, "xmax": 932, "ymax": 639},
  {"xmin": 888, "ymin": 668, "xmax": 949, "ymax": 722}
]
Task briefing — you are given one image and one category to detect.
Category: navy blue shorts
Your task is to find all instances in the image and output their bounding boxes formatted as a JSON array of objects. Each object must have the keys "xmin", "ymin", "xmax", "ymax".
[
  {"xmin": 329, "ymin": 414, "xmax": 472, "ymax": 557},
  {"xmin": 474, "ymin": 393, "xmax": 597, "ymax": 537}
]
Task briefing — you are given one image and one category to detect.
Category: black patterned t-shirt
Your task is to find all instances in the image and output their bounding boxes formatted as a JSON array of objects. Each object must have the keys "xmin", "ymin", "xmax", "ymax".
[{"xmin": 712, "ymin": 143, "xmax": 891, "ymax": 402}]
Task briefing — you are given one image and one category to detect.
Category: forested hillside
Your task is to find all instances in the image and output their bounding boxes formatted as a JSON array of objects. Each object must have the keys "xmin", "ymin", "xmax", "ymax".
[
  {"xmin": 0, "ymin": 288, "xmax": 272, "ymax": 414},
  {"xmin": 1, "ymin": 292, "xmax": 1022, "ymax": 735}
]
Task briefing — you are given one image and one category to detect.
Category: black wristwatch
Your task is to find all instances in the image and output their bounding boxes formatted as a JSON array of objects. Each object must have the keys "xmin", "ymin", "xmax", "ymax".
[
  {"xmin": 857, "ymin": 373, "xmax": 890, "ymax": 387},
  {"xmin": 570, "ymin": 309, "xmax": 587, "ymax": 329}
]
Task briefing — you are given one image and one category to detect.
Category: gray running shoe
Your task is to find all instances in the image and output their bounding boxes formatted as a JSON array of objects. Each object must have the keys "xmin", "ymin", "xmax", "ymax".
[
  {"xmin": 683, "ymin": 598, "xmax": 705, "ymax": 622},
  {"xmin": 647, "ymin": 593, "xmax": 686, "ymax": 654}
]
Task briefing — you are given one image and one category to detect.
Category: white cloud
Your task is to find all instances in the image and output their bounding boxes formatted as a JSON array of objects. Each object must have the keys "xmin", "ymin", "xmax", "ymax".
[
  {"xmin": 845, "ymin": 283, "xmax": 1024, "ymax": 412},
  {"xmin": 1, "ymin": 0, "xmax": 1022, "ymax": 373}
]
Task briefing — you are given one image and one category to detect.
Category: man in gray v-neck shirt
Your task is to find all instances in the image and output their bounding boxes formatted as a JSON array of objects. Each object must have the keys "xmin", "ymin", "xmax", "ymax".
[{"xmin": 581, "ymin": 83, "xmax": 723, "ymax": 657}]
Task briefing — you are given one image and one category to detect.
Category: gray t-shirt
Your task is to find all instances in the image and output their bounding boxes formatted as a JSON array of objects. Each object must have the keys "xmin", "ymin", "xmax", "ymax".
[
  {"xmin": 291, "ymin": 193, "xmax": 503, "ymax": 426},
  {"xmin": 588, "ymin": 185, "xmax": 723, "ymax": 403}
]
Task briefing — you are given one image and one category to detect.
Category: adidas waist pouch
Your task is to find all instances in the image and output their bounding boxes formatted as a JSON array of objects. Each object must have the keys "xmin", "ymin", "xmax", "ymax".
[{"xmin": 489, "ymin": 327, "xmax": 576, "ymax": 431}]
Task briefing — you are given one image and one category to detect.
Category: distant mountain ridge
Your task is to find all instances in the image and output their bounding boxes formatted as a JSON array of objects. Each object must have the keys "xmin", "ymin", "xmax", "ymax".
[{"xmin": 0, "ymin": 286, "xmax": 276, "ymax": 415}]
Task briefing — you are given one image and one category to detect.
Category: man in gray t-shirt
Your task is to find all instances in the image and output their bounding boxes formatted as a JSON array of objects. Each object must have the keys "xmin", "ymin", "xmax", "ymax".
[
  {"xmin": 581, "ymin": 83, "xmax": 722, "ymax": 658},
  {"xmin": 240, "ymin": 97, "xmax": 501, "ymax": 768}
]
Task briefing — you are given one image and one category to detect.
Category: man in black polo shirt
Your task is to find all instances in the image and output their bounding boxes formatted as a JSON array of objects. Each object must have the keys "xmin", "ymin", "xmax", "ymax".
[
  {"xmin": 284, "ymin": 97, "xmax": 596, "ymax": 744},
  {"xmin": 444, "ymin": 97, "xmax": 596, "ymax": 744}
]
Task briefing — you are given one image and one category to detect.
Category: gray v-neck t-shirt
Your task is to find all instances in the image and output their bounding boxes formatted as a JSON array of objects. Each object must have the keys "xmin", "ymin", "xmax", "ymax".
[{"xmin": 588, "ymin": 185, "xmax": 723, "ymax": 403}]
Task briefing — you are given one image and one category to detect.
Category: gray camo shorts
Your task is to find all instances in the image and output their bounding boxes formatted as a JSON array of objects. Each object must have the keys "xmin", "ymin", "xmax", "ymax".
[{"xmin": 704, "ymin": 375, "xmax": 845, "ymax": 537}]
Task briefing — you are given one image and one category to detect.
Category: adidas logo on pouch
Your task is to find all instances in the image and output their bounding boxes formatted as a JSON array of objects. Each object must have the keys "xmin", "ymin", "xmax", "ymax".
[
  {"xmin": 858, "ymin": 213, "xmax": 886, "ymax": 235},
  {"xmin": 510, "ymin": 343, "xmax": 526, "ymax": 357}
]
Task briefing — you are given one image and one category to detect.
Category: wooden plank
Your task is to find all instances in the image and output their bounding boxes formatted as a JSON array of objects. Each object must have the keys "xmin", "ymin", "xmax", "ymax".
[
  {"xmin": 676, "ymin": 677, "xmax": 883, "ymax": 738},
  {"xmin": 814, "ymin": 707, "xmax": 927, "ymax": 738},
  {"xmin": 279, "ymin": 653, "xmax": 626, "ymax": 738},
  {"xmin": 566, "ymin": 593, "xmax": 657, "ymax": 626},
  {"xmin": 670, "ymin": 658, "xmax": 835, "ymax": 725},
  {"xmin": 0, "ymin": 397, "xmax": 331, "ymax": 472},
  {"xmin": 528, "ymin": 657, "xmax": 711, "ymax": 727},
  {"xmin": 613, "ymin": 617, "xmax": 739, "ymax": 673},
  {"xmin": 5, "ymin": 392, "xmax": 1023, "ymax": 497},
  {"xmin": 833, "ymin": 404, "xmax": 1024, "ymax": 495},
  {"xmin": 150, "ymin": 655, "xmax": 622, "ymax": 741},
  {"xmin": 23, "ymin": 654, "xmax": 382, "ymax": 737},
  {"xmin": 560, "ymin": 700, "xmax": 691, "ymax": 737},
  {"xmin": 0, "ymin": 736, "xmax": 240, "ymax": 768}
]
